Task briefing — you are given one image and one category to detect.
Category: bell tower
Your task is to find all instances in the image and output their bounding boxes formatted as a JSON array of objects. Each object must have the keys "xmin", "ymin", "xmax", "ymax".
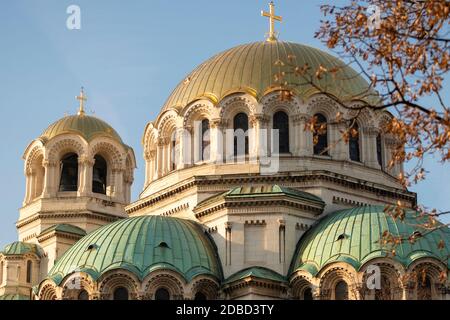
[{"xmin": 17, "ymin": 89, "xmax": 136, "ymax": 276}]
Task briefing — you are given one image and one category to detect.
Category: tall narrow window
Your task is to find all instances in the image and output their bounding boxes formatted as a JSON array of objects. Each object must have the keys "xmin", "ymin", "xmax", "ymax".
[
  {"xmin": 26, "ymin": 260, "xmax": 32, "ymax": 283},
  {"xmin": 273, "ymin": 111, "xmax": 290, "ymax": 153},
  {"xmin": 78, "ymin": 290, "xmax": 89, "ymax": 300},
  {"xmin": 194, "ymin": 292, "xmax": 207, "ymax": 300},
  {"xmin": 313, "ymin": 113, "xmax": 328, "ymax": 155},
  {"xmin": 349, "ymin": 122, "xmax": 361, "ymax": 162},
  {"xmin": 113, "ymin": 287, "xmax": 129, "ymax": 300},
  {"xmin": 155, "ymin": 288, "xmax": 170, "ymax": 300},
  {"xmin": 303, "ymin": 287, "xmax": 313, "ymax": 300},
  {"xmin": 59, "ymin": 153, "xmax": 78, "ymax": 192},
  {"xmin": 92, "ymin": 155, "xmax": 107, "ymax": 194},
  {"xmin": 376, "ymin": 133, "xmax": 383, "ymax": 167},
  {"xmin": 335, "ymin": 281, "xmax": 348, "ymax": 300},
  {"xmin": 418, "ymin": 276, "xmax": 432, "ymax": 300},
  {"xmin": 0, "ymin": 261, "xmax": 3, "ymax": 285},
  {"xmin": 234, "ymin": 113, "xmax": 249, "ymax": 157},
  {"xmin": 170, "ymin": 131, "xmax": 177, "ymax": 171},
  {"xmin": 201, "ymin": 119, "xmax": 210, "ymax": 161}
]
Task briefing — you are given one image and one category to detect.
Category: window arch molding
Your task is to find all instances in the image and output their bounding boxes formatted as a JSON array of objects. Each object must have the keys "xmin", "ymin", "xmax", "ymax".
[
  {"xmin": 142, "ymin": 270, "xmax": 185, "ymax": 300},
  {"xmin": 98, "ymin": 270, "xmax": 139, "ymax": 300}
]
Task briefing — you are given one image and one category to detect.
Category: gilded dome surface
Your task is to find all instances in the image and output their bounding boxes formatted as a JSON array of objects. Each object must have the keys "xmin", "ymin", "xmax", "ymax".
[
  {"xmin": 163, "ymin": 41, "xmax": 375, "ymax": 111},
  {"xmin": 290, "ymin": 205, "xmax": 450, "ymax": 276},
  {"xmin": 40, "ymin": 114, "xmax": 123, "ymax": 144},
  {"xmin": 46, "ymin": 216, "xmax": 222, "ymax": 285}
]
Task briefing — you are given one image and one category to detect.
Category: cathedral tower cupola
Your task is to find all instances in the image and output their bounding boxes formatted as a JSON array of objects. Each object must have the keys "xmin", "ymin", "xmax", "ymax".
[{"xmin": 18, "ymin": 88, "xmax": 136, "ymax": 275}]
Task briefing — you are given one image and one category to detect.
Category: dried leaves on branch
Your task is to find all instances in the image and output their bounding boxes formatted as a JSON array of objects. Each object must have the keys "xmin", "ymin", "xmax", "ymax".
[{"xmin": 274, "ymin": 0, "xmax": 450, "ymax": 262}]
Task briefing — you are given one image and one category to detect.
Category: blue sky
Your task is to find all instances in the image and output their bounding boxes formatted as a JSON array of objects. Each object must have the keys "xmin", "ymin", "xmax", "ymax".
[{"xmin": 0, "ymin": 0, "xmax": 448, "ymax": 248}]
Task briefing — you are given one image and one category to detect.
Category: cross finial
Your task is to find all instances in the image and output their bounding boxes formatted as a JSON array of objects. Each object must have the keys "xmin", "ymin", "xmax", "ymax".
[
  {"xmin": 76, "ymin": 87, "xmax": 87, "ymax": 116},
  {"xmin": 261, "ymin": 1, "xmax": 282, "ymax": 42}
]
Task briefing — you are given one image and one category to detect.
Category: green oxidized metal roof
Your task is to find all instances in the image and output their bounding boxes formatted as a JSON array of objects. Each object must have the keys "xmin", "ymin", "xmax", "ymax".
[
  {"xmin": 163, "ymin": 41, "xmax": 378, "ymax": 111},
  {"xmin": 0, "ymin": 294, "xmax": 30, "ymax": 300},
  {"xmin": 224, "ymin": 267, "xmax": 286, "ymax": 285},
  {"xmin": 40, "ymin": 224, "xmax": 87, "ymax": 237},
  {"xmin": 46, "ymin": 216, "xmax": 223, "ymax": 285},
  {"xmin": 40, "ymin": 114, "xmax": 124, "ymax": 144},
  {"xmin": 197, "ymin": 184, "xmax": 324, "ymax": 208},
  {"xmin": 290, "ymin": 205, "xmax": 450, "ymax": 276},
  {"xmin": 1, "ymin": 241, "xmax": 44, "ymax": 258}
]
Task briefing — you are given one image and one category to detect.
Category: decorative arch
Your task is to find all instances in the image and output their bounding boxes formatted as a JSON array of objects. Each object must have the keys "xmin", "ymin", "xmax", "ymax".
[
  {"xmin": 290, "ymin": 273, "xmax": 315, "ymax": 300},
  {"xmin": 306, "ymin": 94, "xmax": 340, "ymax": 121},
  {"xmin": 39, "ymin": 283, "xmax": 58, "ymax": 300},
  {"xmin": 407, "ymin": 258, "xmax": 447, "ymax": 300},
  {"xmin": 143, "ymin": 122, "xmax": 158, "ymax": 156},
  {"xmin": 219, "ymin": 93, "xmax": 258, "ymax": 122},
  {"xmin": 190, "ymin": 277, "xmax": 220, "ymax": 300},
  {"xmin": 61, "ymin": 272, "xmax": 97, "ymax": 300},
  {"xmin": 89, "ymin": 140, "xmax": 125, "ymax": 171},
  {"xmin": 98, "ymin": 270, "xmax": 140, "ymax": 300},
  {"xmin": 157, "ymin": 111, "xmax": 179, "ymax": 139},
  {"xmin": 46, "ymin": 135, "xmax": 87, "ymax": 162},
  {"xmin": 318, "ymin": 263, "xmax": 359, "ymax": 300},
  {"xmin": 143, "ymin": 271, "xmax": 185, "ymax": 300},
  {"xmin": 182, "ymin": 101, "xmax": 215, "ymax": 128},
  {"xmin": 260, "ymin": 91, "xmax": 302, "ymax": 116}
]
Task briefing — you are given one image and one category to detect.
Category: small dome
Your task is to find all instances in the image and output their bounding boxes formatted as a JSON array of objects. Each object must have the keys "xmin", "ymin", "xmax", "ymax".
[
  {"xmin": 46, "ymin": 216, "xmax": 222, "ymax": 285},
  {"xmin": 1, "ymin": 241, "xmax": 44, "ymax": 258},
  {"xmin": 40, "ymin": 114, "xmax": 123, "ymax": 144},
  {"xmin": 290, "ymin": 205, "xmax": 450, "ymax": 276},
  {"xmin": 163, "ymin": 41, "xmax": 376, "ymax": 111}
]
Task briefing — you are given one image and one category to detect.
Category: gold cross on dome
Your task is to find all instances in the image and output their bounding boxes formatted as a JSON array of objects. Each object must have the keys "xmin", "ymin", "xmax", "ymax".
[
  {"xmin": 76, "ymin": 87, "xmax": 87, "ymax": 115},
  {"xmin": 261, "ymin": 1, "xmax": 282, "ymax": 42}
]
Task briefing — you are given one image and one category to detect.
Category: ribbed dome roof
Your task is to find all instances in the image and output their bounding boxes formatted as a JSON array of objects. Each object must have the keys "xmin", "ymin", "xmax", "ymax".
[
  {"xmin": 1, "ymin": 241, "xmax": 44, "ymax": 258},
  {"xmin": 40, "ymin": 114, "xmax": 123, "ymax": 144},
  {"xmin": 290, "ymin": 206, "xmax": 450, "ymax": 276},
  {"xmin": 163, "ymin": 41, "xmax": 375, "ymax": 111},
  {"xmin": 46, "ymin": 216, "xmax": 222, "ymax": 285}
]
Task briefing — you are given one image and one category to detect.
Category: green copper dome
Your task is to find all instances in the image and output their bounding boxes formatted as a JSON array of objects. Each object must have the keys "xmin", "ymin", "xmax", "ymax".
[
  {"xmin": 290, "ymin": 205, "xmax": 450, "ymax": 276},
  {"xmin": 163, "ymin": 41, "xmax": 377, "ymax": 111},
  {"xmin": 1, "ymin": 241, "xmax": 44, "ymax": 258},
  {"xmin": 40, "ymin": 114, "xmax": 123, "ymax": 144},
  {"xmin": 46, "ymin": 216, "xmax": 222, "ymax": 285}
]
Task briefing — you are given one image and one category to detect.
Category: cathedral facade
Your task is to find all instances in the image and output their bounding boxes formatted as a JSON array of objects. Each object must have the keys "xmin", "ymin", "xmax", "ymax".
[{"xmin": 1, "ymin": 6, "xmax": 449, "ymax": 301}]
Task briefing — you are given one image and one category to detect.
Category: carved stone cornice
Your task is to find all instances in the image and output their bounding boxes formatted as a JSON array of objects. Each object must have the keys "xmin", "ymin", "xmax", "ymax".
[
  {"xmin": 78, "ymin": 156, "xmax": 95, "ymax": 167},
  {"xmin": 42, "ymin": 159, "xmax": 58, "ymax": 168},
  {"xmin": 292, "ymin": 113, "xmax": 310, "ymax": 124}
]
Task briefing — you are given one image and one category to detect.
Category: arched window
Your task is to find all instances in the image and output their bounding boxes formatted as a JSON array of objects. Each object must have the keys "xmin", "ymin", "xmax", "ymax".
[
  {"xmin": 418, "ymin": 276, "xmax": 432, "ymax": 300},
  {"xmin": 59, "ymin": 153, "xmax": 79, "ymax": 192},
  {"xmin": 201, "ymin": 119, "xmax": 210, "ymax": 161},
  {"xmin": 349, "ymin": 122, "xmax": 361, "ymax": 162},
  {"xmin": 376, "ymin": 133, "xmax": 383, "ymax": 167},
  {"xmin": 194, "ymin": 292, "xmax": 207, "ymax": 301},
  {"xmin": 273, "ymin": 111, "xmax": 290, "ymax": 153},
  {"xmin": 78, "ymin": 290, "xmax": 89, "ymax": 300},
  {"xmin": 155, "ymin": 288, "xmax": 170, "ymax": 300},
  {"xmin": 335, "ymin": 281, "xmax": 349, "ymax": 300},
  {"xmin": 303, "ymin": 287, "xmax": 313, "ymax": 300},
  {"xmin": 233, "ymin": 113, "xmax": 249, "ymax": 157},
  {"xmin": 375, "ymin": 276, "xmax": 392, "ymax": 300},
  {"xmin": 170, "ymin": 131, "xmax": 178, "ymax": 171},
  {"xmin": 313, "ymin": 114, "xmax": 328, "ymax": 156},
  {"xmin": 26, "ymin": 260, "xmax": 32, "ymax": 283},
  {"xmin": 113, "ymin": 287, "xmax": 129, "ymax": 300},
  {"xmin": 92, "ymin": 155, "xmax": 107, "ymax": 194}
]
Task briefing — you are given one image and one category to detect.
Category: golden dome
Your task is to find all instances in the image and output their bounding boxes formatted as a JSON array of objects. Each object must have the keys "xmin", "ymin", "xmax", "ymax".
[
  {"xmin": 40, "ymin": 114, "xmax": 123, "ymax": 144},
  {"xmin": 163, "ymin": 41, "xmax": 375, "ymax": 111}
]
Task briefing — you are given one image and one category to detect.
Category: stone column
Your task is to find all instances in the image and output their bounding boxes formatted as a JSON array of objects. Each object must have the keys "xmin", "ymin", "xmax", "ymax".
[
  {"xmin": 42, "ymin": 159, "xmax": 58, "ymax": 198},
  {"xmin": 385, "ymin": 135, "xmax": 401, "ymax": 178},
  {"xmin": 113, "ymin": 168, "xmax": 124, "ymax": 203},
  {"xmin": 250, "ymin": 114, "xmax": 268, "ymax": 160},
  {"xmin": 209, "ymin": 119, "xmax": 223, "ymax": 164},
  {"xmin": 24, "ymin": 169, "xmax": 33, "ymax": 204},
  {"xmin": 177, "ymin": 127, "xmax": 192, "ymax": 169},
  {"xmin": 362, "ymin": 127, "xmax": 381, "ymax": 169},
  {"xmin": 155, "ymin": 138, "xmax": 165, "ymax": 178},
  {"xmin": 79, "ymin": 156, "xmax": 94, "ymax": 196},
  {"xmin": 293, "ymin": 114, "xmax": 311, "ymax": 156},
  {"xmin": 330, "ymin": 122, "xmax": 348, "ymax": 160}
]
